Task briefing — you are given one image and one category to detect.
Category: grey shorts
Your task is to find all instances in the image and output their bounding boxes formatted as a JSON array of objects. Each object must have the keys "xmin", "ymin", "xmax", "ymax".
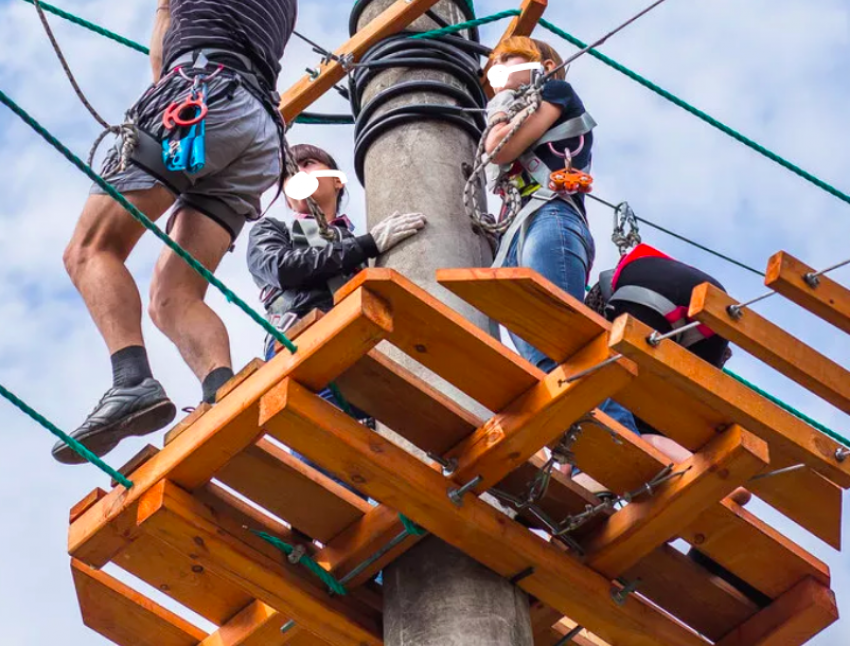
[{"xmin": 91, "ymin": 70, "xmax": 282, "ymax": 241}]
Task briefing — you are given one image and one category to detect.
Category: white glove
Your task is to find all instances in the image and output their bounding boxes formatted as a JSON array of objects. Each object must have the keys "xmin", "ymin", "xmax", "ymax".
[
  {"xmin": 370, "ymin": 211, "xmax": 427, "ymax": 253},
  {"xmin": 487, "ymin": 89, "xmax": 520, "ymax": 124}
]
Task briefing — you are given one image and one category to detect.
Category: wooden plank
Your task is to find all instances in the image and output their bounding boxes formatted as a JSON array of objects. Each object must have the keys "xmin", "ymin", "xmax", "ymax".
[
  {"xmin": 765, "ymin": 251, "xmax": 850, "ymax": 335},
  {"xmin": 216, "ymin": 437, "xmax": 372, "ymax": 543},
  {"xmin": 71, "ymin": 488, "xmax": 107, "ymax": 524},
  {"xmin": 624, "ymin": 545, "xmax": 760, "ymax": 643},
  {"xmin": 217, "ymin": 359, "xmax": 266, "ymax": 402},
  {"xmin": 335, "ymin": 268, "xmax": 544, "ymax": 411},
  {"xmin": 609, "ymin": 314, "xmax": 850, "ymax": 487},
  {"xmin": 261, "ymin": 379, "xmax": 712, "ymax": 646},
  {"xmin": 570, "ymin": 410, "xmax": 829, "ymax": 619},
  {"xmin": 447, "ymin": 332, "xmax": 637, "ymax": 492},
  {"xmin": 112, "ymin": 445, "xmax": 160, "ymax": 487},
  {"xmin": 438, "ymin": 267, "xmax": 609, "ymax": 362},
  {"xmin": 335, "ymin": 349, "xmax": 481, "ymax": 455},
  {"xmin": 199, "ymin": 600, "xmax": 299, "ymax": 646},
  {"xmin": 681, "ymin": 499, "xmax": 829, "ymax": 599},
  {"xmin": 690, "ymin": 282, "xmax": 850, "ymax": 415},
  {"xmin": 137, "ymin": 481, "xmax": 383, "ymax": 646},
  {"xmin": 165, "ymin": 404, "xmax": 213, "ymax": 446},
  {"xmin": 114, "ymin": 531, "xmax": 254, "ymax": 626},
  {"xmin": 72, "ymin": 558, "xmax": 208, "ymax": 646},
  {"xmin": 482, "ymin": 0, "xmax": 549, "ymax": 97},
  {"xmin": 716, "ymin": 577, "xmax": 838, "ymax": 646},
  {"xmin": 279, "ymin": 0, "xmax": 441, "ymax": 123},
  {"xmin": 69, "ymin": 287, "xmax": 393, "ymax": 567},
  {"xmin": 583, "ymin": 425, "xmax": 769, "ymax": 578}
]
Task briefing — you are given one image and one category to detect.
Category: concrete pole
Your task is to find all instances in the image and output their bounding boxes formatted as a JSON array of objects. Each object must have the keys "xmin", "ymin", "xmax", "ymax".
[{"xmin": 353, "ymin": 2, "xmax": 534, "ymax": 645}]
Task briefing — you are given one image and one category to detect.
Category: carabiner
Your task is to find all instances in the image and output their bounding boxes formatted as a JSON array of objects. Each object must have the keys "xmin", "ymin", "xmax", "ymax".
[{"xmin": 162, "ymin": 93, "xmax": 208, "ymax": 130}]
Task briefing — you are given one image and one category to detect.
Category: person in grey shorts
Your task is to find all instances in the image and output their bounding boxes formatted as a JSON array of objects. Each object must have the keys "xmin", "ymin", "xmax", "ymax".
[{"xmin": 54, "ymin": 0, "xmax": 297, "ymax": 464}]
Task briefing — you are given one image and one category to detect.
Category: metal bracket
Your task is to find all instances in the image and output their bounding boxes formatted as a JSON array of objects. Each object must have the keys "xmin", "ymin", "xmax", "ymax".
[{"xmin": 611, "ymin": 578, "xmax": 640, "ymax": 606}]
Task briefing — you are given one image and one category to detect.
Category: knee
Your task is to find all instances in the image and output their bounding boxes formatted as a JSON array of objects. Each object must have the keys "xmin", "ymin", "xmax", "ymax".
[
  {"xmin": 62, "ymin": 240, "xmax": 85, "ymax": 283},
  {"xmin": 148, "ymin": 284, "xmax": 181, "ymax": 333}
]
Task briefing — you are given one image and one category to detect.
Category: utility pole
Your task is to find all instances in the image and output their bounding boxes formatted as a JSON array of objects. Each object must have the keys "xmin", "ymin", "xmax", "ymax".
[{"xmin": 352, "ymin": 1, "xmax": 534, "ymax": 644}]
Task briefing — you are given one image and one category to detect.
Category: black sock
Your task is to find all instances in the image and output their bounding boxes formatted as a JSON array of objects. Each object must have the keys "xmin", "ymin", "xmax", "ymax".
[
  {"xmin": 202, "ymin": 367, "xmax": 234, "ymax": 404},
  {"xmin": 111, "ymin": 346, "xmax": 153, "ymax": 388}
]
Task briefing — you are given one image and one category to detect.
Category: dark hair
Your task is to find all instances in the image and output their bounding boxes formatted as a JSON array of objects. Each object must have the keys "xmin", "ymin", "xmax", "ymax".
[
  {"xmin": 585, "ymin": 282, "xmax": 607, "ymax": 317},
  {"xmin": 287, "ymin": 144, "xmax": 347, "ymax": 212}
]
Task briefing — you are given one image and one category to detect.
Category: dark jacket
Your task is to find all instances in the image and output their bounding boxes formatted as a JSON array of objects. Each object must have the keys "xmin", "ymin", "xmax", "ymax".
[{"xmin": 247, "ymin": 217, "xmax": 379, "ymax": 320}]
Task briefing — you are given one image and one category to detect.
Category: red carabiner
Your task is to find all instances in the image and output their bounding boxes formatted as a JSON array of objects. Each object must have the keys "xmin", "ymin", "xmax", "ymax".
[{"xmin": 162, "ymin": 93, "xmax": 208, "ymax": 130}]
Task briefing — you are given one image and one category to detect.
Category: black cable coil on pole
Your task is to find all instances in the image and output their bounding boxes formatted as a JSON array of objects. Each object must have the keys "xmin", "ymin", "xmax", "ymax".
[{"xmin": 348, "ymin": 1, "xmax": 491, "ymax": 185}]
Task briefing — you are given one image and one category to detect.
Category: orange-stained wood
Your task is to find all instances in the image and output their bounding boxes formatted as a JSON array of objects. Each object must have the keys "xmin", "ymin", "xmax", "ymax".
[
  {"xmin": 199, "ymin": 600, "xmax": 302, "ymax": 646},
  {"xmin": 72, "ymin": 558, "xmax": 208, "ymax": 646},
  {"xmin": 609, "ymin": 314, "xmax": 850, "ymax": 488},
  {"xmin": 447, "ymin": 332, "xmax": 636, "ymax": 492},
  {"xmin": 335, "ymin": 268, "xmax": 544, "ymax": 411},
  {"xmin": 765, "ymin": 251, "xmax": 850, "ymax": 335},
  {"xmin": 164, "ymin": 403, "xmax": 213, "ymax": 446},
  {"xmin": 715, "ymin": 577, "xmax": 838, "ymax": 646},
  {"xmin": 260, "ymin": 379, "xmax": 711, "ymax": 646},
  {"xmin": 437, "ymin": 267, "xmax": 609, "ymax": 362},
  {"xmin": 583, "ymin": 426, "xmax": 769, "ymax": 578},
  {"xmin": 69, "ymin": 287, "xmax": 393, "ymax": 567},
  {"xmin": 279, "ymin": 0, "xmax": 442, "ymax": 122},
  {"xmin": 70, "ymin": 488, "xmax": 106, "ymax": 524},
  {"xmin": 690, "ymin": 283, "xmax": 850, "ymax": 415},
  {"xmin": 137, "ymin": 481, "xmax": 382, "ymax": 646},
  {"xmin": 570, "ymin": 410, "xmax": 829, "ymax": 611}
]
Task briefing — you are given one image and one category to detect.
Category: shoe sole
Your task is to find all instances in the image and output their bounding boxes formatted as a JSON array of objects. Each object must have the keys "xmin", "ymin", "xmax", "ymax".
[{"xmin": 53, "ymin": 400, "xmax": 177, "ymax": 466}]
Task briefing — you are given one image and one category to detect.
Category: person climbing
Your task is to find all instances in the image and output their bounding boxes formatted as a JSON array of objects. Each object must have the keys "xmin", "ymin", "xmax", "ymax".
[
  {"xmin": 54, "ymin": 0, "xmax": 298, "ymax": 464},
  {"xmin": 482, "ymin": 37, "xmax": 598, "ymax": 375},
  {"xmin": 247, "ymin": 143, "xmax": 426, "ymax": 495}
]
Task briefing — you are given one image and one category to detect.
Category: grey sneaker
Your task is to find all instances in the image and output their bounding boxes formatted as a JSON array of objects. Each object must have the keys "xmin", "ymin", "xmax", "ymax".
[{"xmin": 52, "ymin": 378, "xmax": 176, "ymax": 465}]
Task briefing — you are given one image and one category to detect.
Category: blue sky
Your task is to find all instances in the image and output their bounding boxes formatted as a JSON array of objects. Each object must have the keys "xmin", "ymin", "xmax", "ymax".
[{"xmin": 1, "ymin": 0, "xmax": 849, "ymax": 643}]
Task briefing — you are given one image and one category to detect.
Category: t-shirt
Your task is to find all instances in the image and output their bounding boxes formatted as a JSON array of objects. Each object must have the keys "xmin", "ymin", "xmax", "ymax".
[
  {"xmin": 516, "ymin": 80, "xmax": 594, "ymax": 217},
  {"xmin": 162, "ymin": 0, "xmax": 297, "ymax": 88}
]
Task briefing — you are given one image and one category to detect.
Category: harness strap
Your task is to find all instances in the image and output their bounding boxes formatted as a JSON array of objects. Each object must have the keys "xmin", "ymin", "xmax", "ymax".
[{"xmin": 531, "ymin": 112, "xmax": 597, "ymax": 147}]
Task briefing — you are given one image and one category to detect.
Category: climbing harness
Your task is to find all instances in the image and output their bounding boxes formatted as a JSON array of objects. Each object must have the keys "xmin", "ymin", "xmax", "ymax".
[{"xmin": 161, "ymin": 66, "xmax": 222, "ymax": 174}]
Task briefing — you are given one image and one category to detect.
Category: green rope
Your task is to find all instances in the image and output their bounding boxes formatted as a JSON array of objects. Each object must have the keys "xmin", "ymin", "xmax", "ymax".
[
  {"xmin": 539, "ymin": 18, "xmax": 850, "ymax": 210},
  {"xmin": 724, "ymin": 369, "xmax": 850, "ymax": 449},
  {"xmin": 411, "ymin": 9, "xmax": 519, "ymax": 40},
  {"xmin": 251, "ymin": 530, "xmax": 346, "ymax": 595},
  {"xmin": 20, "ymin": 0, "xmax": 149, "ymax": 54},
  {"xmin": 0, "ymin": 383, "xmax": 133, "ymax": 487},
  {"xmin": 399, "ymin": 514, "xmax": 427, "ymax": 537},
  {"xmin": 294, "ymin": 114, "xmax": 355, "ymax": 126},
  {"xmin": 0, "ymin": 89, "xmax": 298, "ymax": 356},
  {"xmin": 327, "ymin": 382, "xmax": 355, "ymax": 417}
]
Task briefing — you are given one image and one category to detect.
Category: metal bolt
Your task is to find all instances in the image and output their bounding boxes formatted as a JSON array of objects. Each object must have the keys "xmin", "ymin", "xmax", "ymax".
[
  {"xmin": 726, "ymin": 304, "xmax": 743, "ymax": 320},
  {"xmin": 836, "ymin": 448, "xmax": 850, "ymax": 463},
  {"xmin": 804, "ymin": 272, "xmax": 821, "ymax": 289},
  {"xmin": 287, "ymin": 544, "xmax": 307, "ymax": 565},
  {"xmin": 428, "ymin": 453, "xmax": 458, "ymax": 477},
  {"xmin": 611, "ymin": 579, "xmax": 640, "ymax": 606},
  {"xmin": 280, "ymin": 620, "xmax": 296, "ymax": 634},
  {"xmin": 448, "ymin": 475, "xmax": 483, "ymax": 506}
]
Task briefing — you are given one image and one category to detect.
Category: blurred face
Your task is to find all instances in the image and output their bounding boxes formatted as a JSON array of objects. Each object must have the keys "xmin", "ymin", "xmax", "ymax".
[
  {"xmin": 284, "ymin": 158, "xmax": 344, "ymax": 214},
  {"xmin": 490, "ymin": 53, "xmax": 556, "ymax": 91}
]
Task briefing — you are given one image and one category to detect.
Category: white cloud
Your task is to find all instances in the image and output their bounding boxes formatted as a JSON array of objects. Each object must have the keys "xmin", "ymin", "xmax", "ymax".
[{"xmin": 1, "ymin": 0, "xmax": 849, "ymax": 643}]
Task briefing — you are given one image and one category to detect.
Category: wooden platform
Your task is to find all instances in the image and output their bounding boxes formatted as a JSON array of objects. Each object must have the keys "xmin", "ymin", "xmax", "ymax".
[{"xmin": 67, "ymin": 262, "xmax": 846, "ymax": 646}]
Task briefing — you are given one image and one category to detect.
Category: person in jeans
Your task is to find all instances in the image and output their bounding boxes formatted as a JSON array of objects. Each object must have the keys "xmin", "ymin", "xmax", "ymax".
[
  {"xmin": 54, "ymin": 0, "xmax": 298, "ymax": 464},
  {"xmin": 247, "ymin": 143, "xmax": 426, "ymax": 494}
]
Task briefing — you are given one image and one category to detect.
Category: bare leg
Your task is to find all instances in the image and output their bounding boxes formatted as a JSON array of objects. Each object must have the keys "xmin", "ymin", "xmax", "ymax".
[
  {"xmin": 64, "ymin": 187, "xmax": 175, "ymax": 353},
  {"xmin": 148, "ymin": 207, "xmax": 233, "ymax": 382}
]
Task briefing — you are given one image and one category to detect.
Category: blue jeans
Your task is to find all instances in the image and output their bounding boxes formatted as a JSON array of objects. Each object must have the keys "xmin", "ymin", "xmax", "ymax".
[{"xmin": 502, "ymin": 200, "xmax": 639, "ymax": 436}]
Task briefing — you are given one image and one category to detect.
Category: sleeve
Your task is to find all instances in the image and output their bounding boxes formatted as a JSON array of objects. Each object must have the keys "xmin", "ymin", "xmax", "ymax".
[
  {"xmin": 541, "ymin": 80, "xmax": 586, "ymax": 120},
  {"xmin": 247, "ymin": 219, "xmax": 379, "ymax": 291}
]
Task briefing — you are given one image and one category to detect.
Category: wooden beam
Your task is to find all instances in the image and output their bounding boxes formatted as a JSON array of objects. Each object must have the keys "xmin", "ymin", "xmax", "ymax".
[
  {"xmin": 437, "ymin": 267, "xmax": 609, "ymax": 362},
  {"xmin": 715, "ymin": 577, "xmax": 838, "ymax": 646},
  {"xmin": 261, "ymin": 379, "xmax": 712, "ymax": 646},
  {"xmin": 70, "ymin": 488, "xmax": 107, "ymax": 524},
  {"xmin": 608, "ymin": 314, "xmax": 850, "ymax": 487},
  {"xmin": 69, "ymin": 287, "xmax": 393, "ymax": 567},
  {"xmin": 216, "ymin": 438, "xmax": 372, "ymax": 544},
  {"xmin": 199, "ymin": 600, "xmax": 295, "ymax": 646},
  {"xmin": 570, "ymin": 410, "xmax": 829, "ymax": 612},
  {"xmin": 765, "ymin": 251, "xmax": 850, "ymax": 335},
  {"xmin": 72, "ymin": 558, "xmax": 208, "ymax": 646},
  {"xmin": 583, "ymin": 425, "xmax": 769, "ymax": 578},
  {"xmin": 335, "ymin": 268, "xmax": 543, "ymax": 411},
  {"xmin": 690, "ymin": 282, "xmax": 850, "ymax": 415},
  {"xmin": 279, "ymin": 0, "xmax": 441, "ymax": 123},
  {"xmin": 137, "ymin": 480, "xmax": 383, "ymax": 646},
  {"xmin": 447, "ymin": 332, "xmax": 637, "ymax": 492}
]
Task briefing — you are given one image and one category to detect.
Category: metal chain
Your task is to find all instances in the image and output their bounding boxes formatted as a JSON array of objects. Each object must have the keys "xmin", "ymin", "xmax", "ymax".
[
  {"xmin": 611, "ymin": 201, "xmax": 642, "ymax": 256},
  {"xmin": 463, "ymin": 87, "xmax": 542, "ymax": 236}
]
